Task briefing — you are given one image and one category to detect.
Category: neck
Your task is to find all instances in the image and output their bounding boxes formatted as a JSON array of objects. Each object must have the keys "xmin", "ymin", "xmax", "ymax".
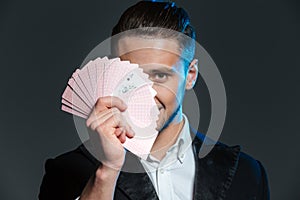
[{"xmin": 150, "ymin": 114, "xmax": 185, "ymax": 161}]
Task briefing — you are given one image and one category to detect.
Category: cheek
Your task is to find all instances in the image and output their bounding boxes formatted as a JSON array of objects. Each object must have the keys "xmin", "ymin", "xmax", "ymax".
[
  {"xmin": 153, "ymin": 83, "xmax": 181, "ymax": 107},
  {"xmin": 152, "ymin": 73, "xmax": 186, "ymax": 108}
]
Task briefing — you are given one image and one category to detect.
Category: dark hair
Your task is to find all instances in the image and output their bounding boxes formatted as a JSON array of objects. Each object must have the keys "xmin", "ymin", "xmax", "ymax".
[{"xmin": 111, "ymin": 1, "xmax": 196, "ymax": 62}]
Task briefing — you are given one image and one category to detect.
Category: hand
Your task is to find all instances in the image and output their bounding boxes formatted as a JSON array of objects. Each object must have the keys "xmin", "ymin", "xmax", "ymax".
[
  {"xmin": 80, "ymin": 97, "xmax": 134, "ymax": 200},
  {"xmin": 86, "ymin": 96, "xmax": 135, "ymax": 171}
]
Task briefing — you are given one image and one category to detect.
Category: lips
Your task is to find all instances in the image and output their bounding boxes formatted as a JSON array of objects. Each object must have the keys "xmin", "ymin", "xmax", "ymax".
[
  {"xmin": 155, "ymin": 99, "xmax": 164, "ymax": 110},
  {"xmin": 157, "ymin": 105, "xmax": 163, "ymax": 110}
]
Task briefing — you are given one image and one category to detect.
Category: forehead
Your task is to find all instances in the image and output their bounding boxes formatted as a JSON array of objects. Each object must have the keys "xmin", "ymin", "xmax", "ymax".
[{"xmin": 117, "ymin": 37, "xmax": 182, "ymax": 67}]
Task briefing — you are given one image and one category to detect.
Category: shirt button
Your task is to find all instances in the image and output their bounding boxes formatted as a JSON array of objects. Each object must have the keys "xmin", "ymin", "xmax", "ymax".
[{"xmin": 160, "ymin": 169, "xmax": 164, "ymax": 174}]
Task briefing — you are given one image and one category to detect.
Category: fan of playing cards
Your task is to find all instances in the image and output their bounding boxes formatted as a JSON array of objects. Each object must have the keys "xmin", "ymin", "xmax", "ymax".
[{"xmin": 61, "ymin": 57, "xmax": 160, "ymax": 159}]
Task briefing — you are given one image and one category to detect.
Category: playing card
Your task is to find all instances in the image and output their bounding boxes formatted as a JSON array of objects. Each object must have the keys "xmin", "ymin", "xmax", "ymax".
[
  {"xmin": 78, "ymin": 61, "xmax": 94, "ymax": 103},
  {"xmin": 71, "ymin": 70, "xmax": 94, "ymax": 108},
  {"xmin": 62, "ymin": 85, "xmax": 91, "ymax": 114},
  {"xmin": 113, "ymin": 68, "xmax": 153, "ymax": 97},
  {"xmin": 118, "ymin": 87, "xmax": 159, "ymax": 159},
  {"xmin": 61, "ymin": 57, "xmax": 160, "ymax": 159},
  {"xmin": 62, "ymin": 98, "xmax": 89, "ymax": 116},
  {"xmin": 61, "ymin": 104, "xmax": 87, "ymax": 119}
]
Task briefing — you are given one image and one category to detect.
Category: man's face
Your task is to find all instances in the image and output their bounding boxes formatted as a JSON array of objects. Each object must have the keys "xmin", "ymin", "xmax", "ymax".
[{"xmin": 118, "ymin": 37, "xmax": 196, "ymax": 132}]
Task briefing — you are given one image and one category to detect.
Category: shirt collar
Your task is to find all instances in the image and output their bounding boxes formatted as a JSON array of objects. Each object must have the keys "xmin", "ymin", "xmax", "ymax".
[
  {"xmin": 173, "ymin": 113, "xmax": 192, "ymax": 163},
  {"xmin": 142, "ymin": 113, "xmax": 192, "ymax": 166}
]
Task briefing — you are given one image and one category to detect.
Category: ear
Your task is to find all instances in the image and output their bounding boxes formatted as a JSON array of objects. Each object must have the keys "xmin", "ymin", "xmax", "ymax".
[{"xmin": 185, "ymin": 59, "xmax": 198, "ymax": 90}]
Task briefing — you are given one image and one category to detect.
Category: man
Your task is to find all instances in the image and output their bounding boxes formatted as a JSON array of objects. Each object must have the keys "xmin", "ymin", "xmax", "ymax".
[{"xmin": 39, "ymin": 1, "xmax": 270, "ymax": 199}]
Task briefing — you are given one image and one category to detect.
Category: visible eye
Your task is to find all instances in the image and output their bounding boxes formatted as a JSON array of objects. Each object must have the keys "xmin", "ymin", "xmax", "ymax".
[
  {"xmin": 151, "ymin": 73, "xmax": 169, "ymax": 83},
  {"xmin": 155, "ymin": 73, "xmax": 167, "ymax": 79}
]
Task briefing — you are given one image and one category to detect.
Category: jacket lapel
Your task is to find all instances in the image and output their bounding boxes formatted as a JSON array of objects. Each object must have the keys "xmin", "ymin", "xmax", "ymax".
[
  {"xmin": 116, "ymin": 151, "xmax": 159, "ymax": 200},
  {"xmin": 192, "ymin": 131, "xmax": 241, "ymax": 200}
]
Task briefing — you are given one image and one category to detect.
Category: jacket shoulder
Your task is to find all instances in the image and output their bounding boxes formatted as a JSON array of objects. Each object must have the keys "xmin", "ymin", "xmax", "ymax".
[
  {"xmin": 39, "ymin": 144, "xmax": 99, "ymax": 200},
  {"xmin": 227, "ymin": 148, "xmax": 270, "ymax": 199},
  {"xmin": 192, "ymin": 131, "xmax": 270, "ymax": 199}
]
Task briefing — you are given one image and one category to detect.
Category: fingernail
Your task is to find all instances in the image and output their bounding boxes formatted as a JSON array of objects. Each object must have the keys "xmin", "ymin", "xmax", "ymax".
[{"xmin": 130, "ymin": 127, "xmax": 135, "ymax": 136}]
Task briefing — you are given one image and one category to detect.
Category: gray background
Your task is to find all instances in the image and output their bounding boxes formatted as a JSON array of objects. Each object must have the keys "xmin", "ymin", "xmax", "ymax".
[{"xmin": 0, "ymin": 0, "xmax": 299, "ymax": 199}]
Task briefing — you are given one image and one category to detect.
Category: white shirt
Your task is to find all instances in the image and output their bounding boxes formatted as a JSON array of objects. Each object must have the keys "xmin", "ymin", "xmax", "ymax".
[{"xmin": 140, "ymin": 114, "xmax": 195, "ymax": 200}]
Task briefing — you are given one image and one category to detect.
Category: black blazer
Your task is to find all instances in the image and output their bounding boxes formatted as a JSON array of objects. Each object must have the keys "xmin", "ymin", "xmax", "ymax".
[{"xmin": 39, "ymin": 130, "xmax": 270, "ymax": 200}]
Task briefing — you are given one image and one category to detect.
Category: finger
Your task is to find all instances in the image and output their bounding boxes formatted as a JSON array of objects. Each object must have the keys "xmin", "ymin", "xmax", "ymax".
[
  {"xmin": 94, "ymin": 96, "xmax": 127, "ymax": 112},
  {"xmin": 114, "ymin": 127, "xmax": 125, "ymax": 137},
  {"xmin": 103, "ymin": 112, "xmax": 126, "ymax": 129},
  {"xmin": 118, "ymin": 132, "xmax": 126, "ymax": 143},
  {"xmin": 115, "ymin": 126, "xmax": 134, "ymax": 143},
  {"xmin": 125, "ymin": 126, "xmax": 135, "ymax": 138},
  {"xmin": 101, "ymin": 113, "xmax": 134, "ymax": 137},
  {"xmin": 86, "ymin": 107, "xmax": 119, "ymax": 127},
  {"xmin": 88, "ymin": 109, "xmax": 118, "ymax": 131},
  {"xmin": 110, "ymin": 114, "xmax": 135, "ymax": 139},
  {"xmin": 91, "ymin": 112, "xmax": 135, "ymax": 141}
]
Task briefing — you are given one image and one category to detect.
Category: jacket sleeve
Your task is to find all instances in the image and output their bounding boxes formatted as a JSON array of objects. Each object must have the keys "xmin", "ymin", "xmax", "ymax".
[
  {"xmin": 39, "ymin": 158, "xmax": 80, "ymax": 200},
  {"xmin": 38, "ymin": 148, "xmax": 99, "ymax": 200},
  {"xmin": 257, "ymin": 160, "xmax": 270, "ymax": 200}
]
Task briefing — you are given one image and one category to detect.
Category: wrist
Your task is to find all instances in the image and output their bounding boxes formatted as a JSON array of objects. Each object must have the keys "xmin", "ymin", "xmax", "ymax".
[{"xmin": 95, "ymin": 164, "xmax": 120, "ymax": 184}]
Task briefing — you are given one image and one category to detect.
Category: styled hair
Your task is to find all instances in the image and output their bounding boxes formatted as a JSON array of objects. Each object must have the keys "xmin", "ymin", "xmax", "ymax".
[{"xmin": 111, "ymin": 1, "xmax": 196, "ymax": 63}]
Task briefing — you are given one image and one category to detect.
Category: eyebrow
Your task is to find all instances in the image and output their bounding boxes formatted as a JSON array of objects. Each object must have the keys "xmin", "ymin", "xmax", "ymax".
[{"xmin": 142, "ymin": 66, "xmax": 176, "ymax": 74}]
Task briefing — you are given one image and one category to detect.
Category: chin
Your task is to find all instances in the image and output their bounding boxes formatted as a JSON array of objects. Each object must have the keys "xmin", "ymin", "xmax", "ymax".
[
  {"xmin": 155, "ymin": 119, "xmax": 165, "ymax": 132},
  {"xmin": 155, "ymin": 114, "xmax": 167, "ymax": 132}
]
